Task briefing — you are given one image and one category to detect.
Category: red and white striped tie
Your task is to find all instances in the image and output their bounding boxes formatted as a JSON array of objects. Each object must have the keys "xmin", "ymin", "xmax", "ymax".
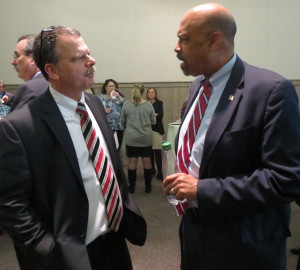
[
  {"xmin": 77, "ymin": 102, "xmax": 123, "ymax": 231},
  {"xmin": 175, "ymin": 80, "xmax": 211, "ymax": 215}
]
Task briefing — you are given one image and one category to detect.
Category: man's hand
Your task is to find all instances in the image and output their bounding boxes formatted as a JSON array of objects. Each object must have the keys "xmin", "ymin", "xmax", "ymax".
[
  {"xmin": 163, "ymin": 173, "xmax": 198, "ymax": 201},
  {"xmin": 2, "ymin": 95, "xmax": 9, "ymax": 103},
  {"xmin": 105, "ymin": 107, "xmax": 112, "ymax": 114}
]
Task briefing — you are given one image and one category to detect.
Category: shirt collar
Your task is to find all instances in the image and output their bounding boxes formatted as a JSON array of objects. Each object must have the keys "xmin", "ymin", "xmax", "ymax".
[
  {"xmin": 32, "ymin": 71, "xmax": 42, "ymax": 79},
  {"xmin": 49, "ymin": 85, "xmax": 85, "ymax": 117},
  {"xmin": 208, "ymin": 53, "xmax": 236, "ymax": 89}
]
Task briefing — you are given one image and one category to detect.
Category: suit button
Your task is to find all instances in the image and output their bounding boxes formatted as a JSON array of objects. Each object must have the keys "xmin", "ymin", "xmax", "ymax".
[{"xmin": 80, "ymin": 234, "xmax": 85, "ymax": 240}]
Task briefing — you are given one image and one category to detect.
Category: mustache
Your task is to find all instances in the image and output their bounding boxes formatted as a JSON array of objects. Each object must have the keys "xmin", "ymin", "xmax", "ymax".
[
  {"xmin": 86, "ymin": 66, "xmax": 96, "ymax": 76},
  {"xmin": 177, "ymin": 54, "xmax": 184, "ymax": 61}
]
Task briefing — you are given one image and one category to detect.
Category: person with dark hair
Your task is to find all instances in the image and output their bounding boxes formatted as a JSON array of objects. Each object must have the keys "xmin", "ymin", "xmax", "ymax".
[
  {"xmin": 98, "ymin": 79, "xmax": 125, "ymax": 150},
  {"xmin": 146, "ymin": 87, "xmax": 164, "ymax": 180},
  {"xmin": 121, "ymin": 84, "xmax": 156, "ymax": 193},
  {"xmin": 0, "ymin": 26, "xmax": 146, "ymax": 270},
  {"xmin": 100, "ymin": 79, "xmax": 123, "ymax": 96},
  {"xmin": 0, "ymin": 80, "xmax": 14, "ymax": 107},
  {"xmin": 10, "ymin": 34, "xmax": 48, "ymax": 111},
  {"xmin": 162, "ymin": 3, "xmax": 300, "ymax": 270}
]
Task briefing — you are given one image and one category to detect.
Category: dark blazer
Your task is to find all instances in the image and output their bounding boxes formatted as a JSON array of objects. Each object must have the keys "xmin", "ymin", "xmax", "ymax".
[
  {"xmin": 176, "ymin": 56, "xmax": 300, "ymax": 269},
  {"xmin": 151, "ymin": 100, "xmax": 164, "ymax": 135},
  {"xmin": 10, "ymin": 73, "xmax": 48, "ymax": 112},
  {"xmin": 0, "ymin": 90, "xmax": 146, "ymax": 270}
]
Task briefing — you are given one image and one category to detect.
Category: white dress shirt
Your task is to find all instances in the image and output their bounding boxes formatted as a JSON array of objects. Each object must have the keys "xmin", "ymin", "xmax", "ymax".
[{"xmin": 50, "ymin": 86, "xmax": 113, "ymax": 244}]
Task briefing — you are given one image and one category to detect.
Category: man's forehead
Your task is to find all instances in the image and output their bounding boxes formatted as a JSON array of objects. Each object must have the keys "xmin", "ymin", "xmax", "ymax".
[
  {"xmin": 178, "ymin": 11, "xmax": 206, "ymax": 36},
  {"xmin": 57, "ymin": 35, "xmax": 87, "ymax": 51},
  {"xmin": 15, "ymin": 39, "xmax": 27, "ymax": 52}
]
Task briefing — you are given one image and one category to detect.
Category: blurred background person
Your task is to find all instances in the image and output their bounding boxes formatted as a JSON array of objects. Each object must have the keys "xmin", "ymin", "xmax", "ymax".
[
  {"xmin": 146, "ymin": 87, "xmax": 165, "ymax": 181},
  {"xmin": 121, "ymin": 83, "xmax": 156, "ymax": 193},
  {"xmin": 98, "ymin": 79, "xmax": 125, "ymax": 150},
  {"xmin": 10, "ymin": 34, "xmax": 48, "ymax": 111},
  {"xmin": 0, "ymin": 103, "xmax": 10, "ymax": 118},
  {"xmin": 0, "ymin": 80, "xmax": 14, "ymax": 107}
]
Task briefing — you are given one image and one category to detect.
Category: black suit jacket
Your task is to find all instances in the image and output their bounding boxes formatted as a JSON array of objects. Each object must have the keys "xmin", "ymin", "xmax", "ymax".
[
  {"xmin": 10, "ymin": 73, "xmax": 48, "ymax": 111},
  {"xmin": 0, "ymin": 90, "xmax": 146, "ymax": 270},
  {"xmin": 177, "ymin": 56, "xmax": 300, "ymax": 269}
]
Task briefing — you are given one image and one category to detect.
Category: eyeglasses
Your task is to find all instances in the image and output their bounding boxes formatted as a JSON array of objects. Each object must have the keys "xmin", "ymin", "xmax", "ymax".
[{"xmin": 39, "ymin": 26, "xmax": 55, "ymax": 68}]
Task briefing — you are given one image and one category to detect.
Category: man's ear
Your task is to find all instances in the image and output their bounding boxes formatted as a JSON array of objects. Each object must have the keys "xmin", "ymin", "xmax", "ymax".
[
  {"xmin": 30, "ymin": 58, "xmax": 37, "ymax": 67},
  {"xmin": 44, "ymin": 63, "xmax": 59, "ymax": 80},
  {"xmin": 209, "ymin": 31, "xmax": 222, "ymax": 51}
]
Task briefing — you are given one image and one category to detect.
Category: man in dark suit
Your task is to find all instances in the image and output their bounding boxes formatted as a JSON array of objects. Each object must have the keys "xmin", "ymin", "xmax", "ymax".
[
  {"xmin": 163, "ymin": 3, "xmax": 300, "ymax": 270},
  {"xmin": 0, "ymin": 26, "xmax": 146, "ymax": 270},
  {"xmin": 10, "ymin": 34, "xmax": 48, "ymax": 111}
]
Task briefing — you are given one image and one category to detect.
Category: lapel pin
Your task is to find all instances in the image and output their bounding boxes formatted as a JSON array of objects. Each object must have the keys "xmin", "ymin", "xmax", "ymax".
[{"xmin": 228, "ymin": 95, "xmax": 234, "ymax": 101}]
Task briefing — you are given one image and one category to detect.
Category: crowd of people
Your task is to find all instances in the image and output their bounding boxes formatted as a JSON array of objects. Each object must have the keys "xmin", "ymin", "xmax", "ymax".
[{"xmin": 0, "ymin": 2, "xmax": 300, "ymax": 270}]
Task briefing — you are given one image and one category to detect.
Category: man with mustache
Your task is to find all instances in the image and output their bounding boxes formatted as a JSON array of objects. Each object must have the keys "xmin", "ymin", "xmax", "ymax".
[
  {"xmin": 163, "ymin": 3, "xmax": 300, "ymax": 270},
  {"xmin": 10, "ymin": 34, "xmax": 48, "ymax": 111},
  {"xmin": 0, "ymin": 26, "xmax": 146, "ymax": 270}
]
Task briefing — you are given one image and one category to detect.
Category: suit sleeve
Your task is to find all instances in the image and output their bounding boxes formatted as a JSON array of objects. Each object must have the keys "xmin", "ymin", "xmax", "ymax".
[
  {"xmin": 196, "ymin": 79, "xmax": 300, "ymax": 217},
  {"xmin": 0, "ymin": 118, "xmax": 53, "ymax": 258}
]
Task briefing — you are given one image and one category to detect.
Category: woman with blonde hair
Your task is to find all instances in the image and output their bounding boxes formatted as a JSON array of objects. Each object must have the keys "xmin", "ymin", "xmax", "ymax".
[{"xmin": 121, "ymin": 84, "xmax": 156, "ymax": 193}]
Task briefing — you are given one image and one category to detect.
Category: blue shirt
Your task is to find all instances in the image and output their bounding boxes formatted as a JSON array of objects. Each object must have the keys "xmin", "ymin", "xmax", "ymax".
[{"xmin": 178, "ymin": 54, "xmax": 237, "ymax": 178}]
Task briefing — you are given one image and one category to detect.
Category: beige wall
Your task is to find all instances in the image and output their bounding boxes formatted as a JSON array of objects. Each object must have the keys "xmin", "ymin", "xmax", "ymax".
[{"xmin": 1, "ymin": 1, "xmax": 300, "ymax": 84}]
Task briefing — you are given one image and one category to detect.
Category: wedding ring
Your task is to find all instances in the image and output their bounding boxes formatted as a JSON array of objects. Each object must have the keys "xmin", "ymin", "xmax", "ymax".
[{"xmin": 170, "ymin": 188, "xmax": 175, "ymax": 195}]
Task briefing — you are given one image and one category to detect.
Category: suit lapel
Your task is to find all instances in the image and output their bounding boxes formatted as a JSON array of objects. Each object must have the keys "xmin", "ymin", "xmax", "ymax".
[
  {"xmin": 40, "ymin": 91, "xmax": 83, "ymax": 184},
  {"xmin": 199, "ymin": 56, "xmax": 245, "ymax": 177}
]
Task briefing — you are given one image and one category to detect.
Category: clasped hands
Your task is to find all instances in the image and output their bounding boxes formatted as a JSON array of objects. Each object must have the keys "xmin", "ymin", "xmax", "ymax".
[{"xmin": 162, "ymin": 173, "xmax": 198, "ymax": 202}]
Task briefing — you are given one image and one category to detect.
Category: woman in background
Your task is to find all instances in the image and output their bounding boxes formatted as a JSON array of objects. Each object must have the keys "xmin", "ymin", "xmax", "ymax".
[
  {"xmin": 121, "ymin": 84, "xmax": 156, "ymax": 193},
  {"xmin": 146, "ymin": 87, "xmax": 164, "ymax": 180},
  {"xmin": 98, "ymin": 79, "xmax": 125, "ymax": 150}
]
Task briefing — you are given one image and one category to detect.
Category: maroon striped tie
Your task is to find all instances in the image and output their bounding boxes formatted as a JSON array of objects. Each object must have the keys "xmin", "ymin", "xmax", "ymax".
[
  {"xmin": 76, "ymin": 102, "xmax": 123, "ymax": 231},
  {"xmin": 175, "ymin": 80, "xmax": 211, "ymax": 215}
]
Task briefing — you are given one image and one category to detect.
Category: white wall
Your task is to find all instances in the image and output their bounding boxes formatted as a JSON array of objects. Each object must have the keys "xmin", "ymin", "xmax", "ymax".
[{"xmin": 1, "ymin": 0, "xmax": 299, "ymax": 84}]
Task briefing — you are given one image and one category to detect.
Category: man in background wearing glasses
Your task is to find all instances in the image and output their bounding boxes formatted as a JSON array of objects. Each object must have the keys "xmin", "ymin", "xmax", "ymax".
[
  {"xmin": 0, "ymin": 26, "xmax": 146, "ymax": 270},
  {"xmin": 10, "ymin": 34, "xmax": 48, "ymax": 111}
]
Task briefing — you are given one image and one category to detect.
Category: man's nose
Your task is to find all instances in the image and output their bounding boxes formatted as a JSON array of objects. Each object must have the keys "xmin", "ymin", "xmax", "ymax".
[
  {"xmin": 11, "ymin": 58, "xmax": 16, "ymax": 65},
  {"xmin": 87, "ymin": 55, "xmax": 96, "ymax": 66},
  {"xmin": 174, "ymin": 43, "xmax": 180, "ymax": 53}
]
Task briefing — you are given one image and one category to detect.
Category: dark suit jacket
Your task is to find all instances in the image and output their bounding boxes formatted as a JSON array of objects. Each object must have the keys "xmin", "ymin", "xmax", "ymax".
[
  {"xmin": 176, "ymin": 56, "xmax": 300, "ymax": 269},
  {"xmin": 0, "ymin": 90, "xmax": 146, "ymax": 270},
  {"xmin": 10, "ymin": 73, "xmax": 48, "ymax": 112}
]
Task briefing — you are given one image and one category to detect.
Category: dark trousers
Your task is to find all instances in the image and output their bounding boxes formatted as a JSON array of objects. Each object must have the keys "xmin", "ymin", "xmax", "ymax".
[{"xmin": 87, "ymin": 231, "xmax": 132, "ymax": 270}]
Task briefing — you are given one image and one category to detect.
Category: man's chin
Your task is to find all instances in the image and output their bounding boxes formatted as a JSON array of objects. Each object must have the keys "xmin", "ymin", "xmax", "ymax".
[
  {"xmin": 180, "ymin": 62, "xmax": 190, "ymax": 76},
  {"xmin": 180, "ymin": 66, "xmax": 191, "ymax": 76}
]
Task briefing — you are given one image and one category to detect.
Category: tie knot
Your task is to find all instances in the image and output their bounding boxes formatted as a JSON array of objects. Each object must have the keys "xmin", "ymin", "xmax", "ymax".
[
  {"xmin": 203, "ymin": 79, "xmax": 211, "ymax": 89},
  {"xmin": 76, "ymin": 102, "xmax": 88, "ymax": 116}
]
